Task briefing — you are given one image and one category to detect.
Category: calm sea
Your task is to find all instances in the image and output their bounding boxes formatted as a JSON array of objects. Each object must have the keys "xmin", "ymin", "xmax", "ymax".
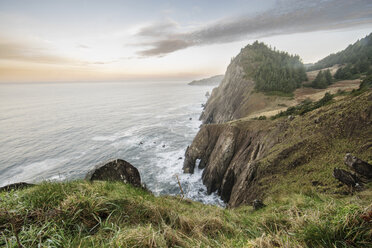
[{"xmin": 0, "ymin": 81, "xmax": 223, "ymax": 205}]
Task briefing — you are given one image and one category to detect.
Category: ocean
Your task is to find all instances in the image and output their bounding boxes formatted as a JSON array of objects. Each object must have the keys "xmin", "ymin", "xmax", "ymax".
[{"xmin": 0, "ymin": 81, "xmax": 223, "ymax": 205}]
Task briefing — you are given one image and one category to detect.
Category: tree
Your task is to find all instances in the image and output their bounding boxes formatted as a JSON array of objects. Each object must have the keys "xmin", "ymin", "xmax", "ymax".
[
  {"xmin": 311, "ymin": 70, "xmax": 330, "ymax": 89},
  {"xmin": 324, "ymin": 69, "xmax": 332, "ymax": 85},
  {"xmin": 240, "ymin": 41, "xmax": 307, "ymax": 93}
]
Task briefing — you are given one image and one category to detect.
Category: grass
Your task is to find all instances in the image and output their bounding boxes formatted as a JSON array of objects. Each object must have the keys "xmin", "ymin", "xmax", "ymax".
[
  {"xmin": 1, "ymin": 180, "xmax": 371, "ymax": 247},
  {"xmin": 262, "ymin": 91, "xmax": 294, "ymax": 98}
]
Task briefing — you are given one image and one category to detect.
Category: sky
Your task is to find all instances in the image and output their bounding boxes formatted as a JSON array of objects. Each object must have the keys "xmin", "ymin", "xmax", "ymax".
[{"xmin": 0, "ymin": 0, "xmax": 371, "ymax": 83}]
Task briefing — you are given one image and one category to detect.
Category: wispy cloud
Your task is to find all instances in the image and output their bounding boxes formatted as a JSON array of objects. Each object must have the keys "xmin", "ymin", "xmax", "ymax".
[
  {"xmin": 0, "ymin": 37, "xmax": 78, "ymax": 65},
  {"xmin": 136, "ymin": 0, "xmax": 372, "ymax": 57},
  {"xmin": 0, "ymin": 38, "xmax": 116, "ymax": 66}
]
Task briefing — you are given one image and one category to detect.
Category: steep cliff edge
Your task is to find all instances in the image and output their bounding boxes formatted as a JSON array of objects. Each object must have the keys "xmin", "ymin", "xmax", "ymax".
[
  {"xmin": 185, "ymin": 91, "xmax": 372, "ymax": 207},
  {"xmin": 199, "ymin": 55, "xmax": 255, "ymax": 123}
]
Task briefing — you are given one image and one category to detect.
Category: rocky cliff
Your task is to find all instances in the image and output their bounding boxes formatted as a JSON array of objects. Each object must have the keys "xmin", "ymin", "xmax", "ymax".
[
  {"xmin": 200, "ymin": 53, "xmax": 255, "ymax": 124},
  {"xmin": 185, "ymin": 91, "xmax": 372, "ymax": 207}
]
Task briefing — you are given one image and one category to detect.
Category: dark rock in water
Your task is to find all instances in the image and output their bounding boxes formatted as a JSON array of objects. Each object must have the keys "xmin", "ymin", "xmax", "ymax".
[
  {"xmin": 85, "ymin": 159, "xmax": 141, "ymax": 187},
  {"xmin": 189, "ymin": 117, "xmax": 192, "ymax": 120},
  {"xmin": 178, "ymin": 157, "xmax": 183, "ymax": 160},
  {"xmin": 0, "ymin": 182, "xmax": 34, "ymax": 192},
  {"xmin": 333, "ymin": 168, "xmax": 363, "ymax": 188},
  {"xmin": 344, "ymin": 153, "xmax": 372, "ymax": 179},
  {"xmin": 162, "ymin": 145, "xmax": 166, "ymax": 148},
  {"xmin": 139, "ymin": 141, "xmax": 143, "ymax": 145},
  {"xmin": 153, "ymin": 141, "xmax": 156, "ymax": 144},
  {"xmin": 252, "ymin": 199, "xmax": 265, "ymax": 210}
]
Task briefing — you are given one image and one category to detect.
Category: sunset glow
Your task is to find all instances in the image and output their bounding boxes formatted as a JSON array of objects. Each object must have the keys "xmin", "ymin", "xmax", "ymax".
[{"xmin": 0, "ymin": 0, "xmax": 371, "ymax": 82}]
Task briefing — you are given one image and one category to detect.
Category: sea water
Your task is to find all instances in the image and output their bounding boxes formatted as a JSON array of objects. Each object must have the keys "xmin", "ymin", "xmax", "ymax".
[{"xmin": 0, "ymin": 81, "xmax": 224, "ymax": 205}]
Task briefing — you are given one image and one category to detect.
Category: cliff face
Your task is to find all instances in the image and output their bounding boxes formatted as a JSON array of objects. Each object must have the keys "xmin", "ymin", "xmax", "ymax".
[
  {"xmin": 185, "ymin": 91, "xmax": 372, "ymax": 207},
  {"xmin": 200, "ymin": 54, "xmax": 255, "ymax": 124}
]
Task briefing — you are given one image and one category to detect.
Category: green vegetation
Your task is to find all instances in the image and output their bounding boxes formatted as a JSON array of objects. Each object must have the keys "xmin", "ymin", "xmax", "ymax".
[
  {"xmin": 360, "ymin": 74, "xmax": 372, "ymax": 90},
  {"xmin": 1, "ymin": 181, "xmax": 371, "ymax": 247},
  {"xmin": 310, "ymin": 33, "xmax": 372, "ymax": 71},
  {"xmin": 310, "ymin": 69, "xmax": 333, "ymax": 89},
  {"xmin": 240, "ymin": 41, "xmax": 307, "ymax": 93},
  {"xmin": 271, "ymin": 92, "xmax": 333, "ymax": 119}
]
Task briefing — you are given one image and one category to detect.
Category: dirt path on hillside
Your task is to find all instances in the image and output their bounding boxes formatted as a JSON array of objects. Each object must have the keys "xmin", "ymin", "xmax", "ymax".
[{"xmin": 246, "ymin": 79, "xmax": 361, "ymax": 119}]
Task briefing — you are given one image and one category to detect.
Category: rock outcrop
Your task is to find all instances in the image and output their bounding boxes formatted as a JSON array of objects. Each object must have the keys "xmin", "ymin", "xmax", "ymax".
[
  {"xmin": 184, "ymin": 120, "xmax": 284, "ymax": 206},
  {"xmin": 85, "ymin": 159, "xmax": 141, "ymax": 187}
]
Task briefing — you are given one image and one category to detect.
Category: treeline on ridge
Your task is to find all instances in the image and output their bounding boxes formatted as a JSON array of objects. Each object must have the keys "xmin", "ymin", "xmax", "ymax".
[
  {"xmin": 240, "ymin": 41, "xmax": 307, "ymax": 94},
  {"xmin": 310, "ymin": 33, "xmax": 372, "ymax": 73}
]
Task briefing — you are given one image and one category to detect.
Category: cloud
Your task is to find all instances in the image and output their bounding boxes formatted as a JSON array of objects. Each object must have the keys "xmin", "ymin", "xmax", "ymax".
[
  {"xmin": 136, "ymin": 0, "xmax": 372, "ymax": 56},
  {"xmin": 0, "ymin": 38, "xmax": 75, "ymax": 64},
  {"xmin": 137, "ymin": 19, "xmax": 179, "ymax": 37},
  {"xmin": 0, "ymin": 38, "xmax": 114, "ymax": 66}
]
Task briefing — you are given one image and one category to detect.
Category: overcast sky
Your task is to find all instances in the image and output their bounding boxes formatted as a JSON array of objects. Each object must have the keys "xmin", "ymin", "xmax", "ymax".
[{"xmin": 0, "ymin": 0, "xmax": 371, "ymax": 82}]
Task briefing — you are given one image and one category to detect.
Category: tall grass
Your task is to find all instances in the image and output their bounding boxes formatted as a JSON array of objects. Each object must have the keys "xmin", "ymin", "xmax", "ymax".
[{"xmin": 1, "ymin": 181, "xmax": 371, "ymax": 247}]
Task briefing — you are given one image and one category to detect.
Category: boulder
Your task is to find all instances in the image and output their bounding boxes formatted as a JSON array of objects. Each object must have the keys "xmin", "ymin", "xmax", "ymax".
[
  {"xmin": 344, "ymin": 153, "xmax": 372, "ymax": 179},
  {"xmin": 85, "ymin": 159, "xmax": 141, "ymax": 187}
]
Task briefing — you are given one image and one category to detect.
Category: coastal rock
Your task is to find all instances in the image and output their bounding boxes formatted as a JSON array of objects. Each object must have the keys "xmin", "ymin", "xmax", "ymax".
[
  {"xmin": 344, "ymin": 153, "xmax": 372, "ymax": 179},
  {"xmin": 183, "ymin": 125, "xmax": 224, "ymax": 174},
  {"xmin": 85, "ymin": 159, "xmax": 141, "ymax": 187},
  {"xmin": 184, "ymin": 121, "xmax": 282, "ymax": 206},
  {"xmin": 202, "ymin": 126, "xmax": 238, "ymax": 194},
  {"xmin": 0, "ymin": 182, "xmax": 34, "ymax": 192}
]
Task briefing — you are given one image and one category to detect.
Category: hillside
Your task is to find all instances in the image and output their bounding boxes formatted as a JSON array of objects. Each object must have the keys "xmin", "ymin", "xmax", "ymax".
[
  {"xmin": 188, "ymin": 75, "xmax": 224, "ymax": 86},
  {"xmin": 185, "ymin": 90, "xmax": 372, "ymax": 207},
  {"xmin": 200, "ymin": 42, "xmax": 307, "ymax": 124},
  {"xmin": 310, "ymin": 33, "xmax": 372, "ymax": 71}
]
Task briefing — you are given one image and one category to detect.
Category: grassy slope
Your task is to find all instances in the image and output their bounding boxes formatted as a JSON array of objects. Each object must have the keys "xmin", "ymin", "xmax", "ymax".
[
  {"xmin": 1, "ymin": 181, "xmax": 371, "ymax": 248},
  {"xmin": 228, "ymin": 90, "xmax": 371, "ymax": 200}
]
